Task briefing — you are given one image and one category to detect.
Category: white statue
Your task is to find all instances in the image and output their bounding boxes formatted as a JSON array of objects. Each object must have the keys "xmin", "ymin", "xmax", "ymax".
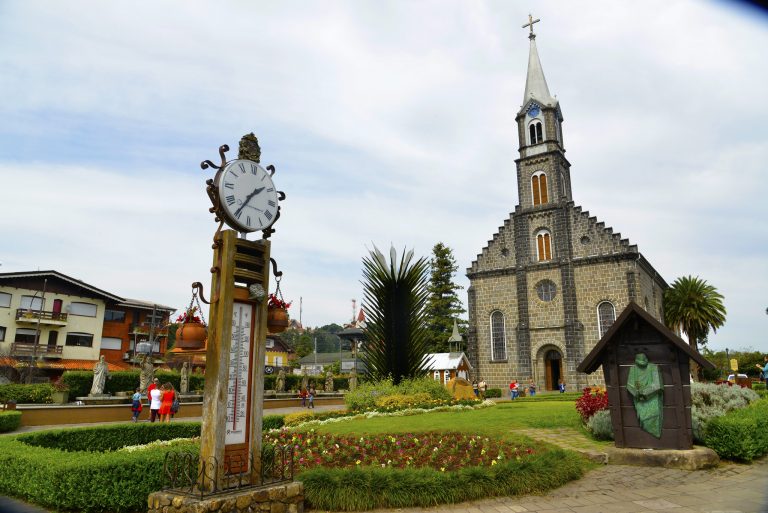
[
  {"xmin": 90, "ymin": 356, "xmax": 110, "ymax": 396},
  {"xmin": 180, "ymin": 362, "xmax": 190, "ymax": 394}
]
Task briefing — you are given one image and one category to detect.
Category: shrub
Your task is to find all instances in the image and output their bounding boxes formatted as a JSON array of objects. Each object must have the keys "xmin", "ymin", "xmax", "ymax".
[
  {"xmin": 262, "ymin": 414, "xmax": 285, "ymax": 430},
  {"xmin": 574, "ymin": 388, "xmax": 608, "ymax": 423},
  {"xmin": 0, "ymin": 383, "xmax": 54, "ymax": 404},
  {"xmin": 344, "ymin": 378, "xmax": 399, "ymax": 412},
  {"xmin": 396, "ymin": 377, "xmax": 452, "ymax": 401},
  {"xmin": 752, "ymin": 382, "xmax": 766, "ymax": 391},
  {"xmin": 586, "ymin": 409, "xmax": 613, "ymax": 440},
  {"xmin": 704, "ymin": 399, "xmax": 768, "ymax": 461},
  {"xmin": 690, "ymin": 382, "xmax": 759, "ymax": 442},
  {"xmin": 344, "ymin": 377, "xmax": 452, "ymax": 412},
  {"xmin": 0, "ymin": 411, "xmax": 22, "ymax": 433},
  {"xmin": 485, "ymin": 388, "xmax": 502, "ymax": 398},
  {"xmin": 284, "ymin": 411, "xmax": 317, "ymax": 427},
  {"xmin": 374, "ymin": 393, "xmax": 433, "ymax": 410}
]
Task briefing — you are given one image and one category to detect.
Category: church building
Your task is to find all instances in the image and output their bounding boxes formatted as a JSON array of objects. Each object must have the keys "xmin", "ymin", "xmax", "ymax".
[{"xmin": 466, "ymin": 18, "xmax": 667, "ymax": 392}]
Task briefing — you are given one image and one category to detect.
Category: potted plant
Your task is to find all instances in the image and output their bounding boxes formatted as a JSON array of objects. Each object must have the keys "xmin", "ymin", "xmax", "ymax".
[
  {"xmin": 51, "ymin": 378, "xmax": 69, "ymax": 404},
  {"xmin": 175, "ymin": 306, "xmax": 207, "ymax": 350},
  {"xmin": 267, "ymin": 294, "xmax": 292, "ymax": 333}
]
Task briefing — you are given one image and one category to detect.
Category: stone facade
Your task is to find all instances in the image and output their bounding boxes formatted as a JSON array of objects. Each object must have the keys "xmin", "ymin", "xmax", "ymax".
[
  {"xmin": 466, "ymin": 33, "xmax": 667, "ymax": 393},
  {"xmin": 147, "ymin": 481, "xmax": 304, "ymax": 513}
]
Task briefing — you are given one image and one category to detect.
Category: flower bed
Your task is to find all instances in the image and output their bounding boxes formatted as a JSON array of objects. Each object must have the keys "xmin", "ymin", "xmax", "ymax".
[{"xmin": 265, "ymin": 430, "xmax": 535, "ymax": 472}]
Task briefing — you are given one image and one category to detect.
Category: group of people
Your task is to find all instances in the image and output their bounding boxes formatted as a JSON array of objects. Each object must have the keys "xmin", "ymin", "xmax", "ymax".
[
  {"xmin": 298, "ymin": 386, "xmax": 316, "ymax": 408},
  {"xmin": 471, "ymin": 378, "xmax": 488, "ymax": 398},
  {"xmin": 131, "ymin": 377, "xmax": 179, "ymax": 423}
]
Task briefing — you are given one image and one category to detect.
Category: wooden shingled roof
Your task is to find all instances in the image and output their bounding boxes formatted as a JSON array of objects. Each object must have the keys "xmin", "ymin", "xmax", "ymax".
[{"xmin": 577, "ymin": 301, "xmax": 715, "ymax": 374}]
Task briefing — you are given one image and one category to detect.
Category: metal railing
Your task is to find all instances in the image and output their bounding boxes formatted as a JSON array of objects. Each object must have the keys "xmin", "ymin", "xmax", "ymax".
[
  {"xmin": 15, "ymin": 309, "xmax": 68, "ymax": 322},
  {"xmin": 163, "ymin": 444, "xmax": 294, "ymax": 499},
  {"xmin": 10, "ymin": 343, "xmax": 63, "ymax": 356}
]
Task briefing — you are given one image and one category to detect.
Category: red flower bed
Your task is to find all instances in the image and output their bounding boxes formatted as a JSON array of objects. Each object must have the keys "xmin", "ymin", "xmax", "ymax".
[
  {"xmin": 263, "ymin": 431, "xmax": 536, "ymax": 472},
  {"xmin": 575, "ymin": 387, "xmax": 609, "ymax": 422}
]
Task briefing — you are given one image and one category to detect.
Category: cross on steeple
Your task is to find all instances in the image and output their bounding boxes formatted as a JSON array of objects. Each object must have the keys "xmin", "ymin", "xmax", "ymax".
[{"xmin": 522, "ymin": 13, "xmax": 540, "ymax": 39}]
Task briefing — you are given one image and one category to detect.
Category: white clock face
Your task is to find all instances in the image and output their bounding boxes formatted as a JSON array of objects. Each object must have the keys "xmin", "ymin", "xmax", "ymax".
[{"xmin": 216, "ymin": 159, "xmax": 279, "ymax": 232}]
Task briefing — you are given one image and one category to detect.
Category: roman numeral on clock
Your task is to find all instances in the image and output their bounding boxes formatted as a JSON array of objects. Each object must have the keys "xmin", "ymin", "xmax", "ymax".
[
  {"xmin": 238, "ymin": 163, "xmax": 246, "ymax": 173},
  {"xmin": 226, "ymin": 195, "xmax": 235, "ymax": 206},
  {"xmin": 268, "ymin": 200, "xmax": 276, "ymax": 207},
  {"xmin": 251, "ymin": 164, "xmax": 257, "ymax": 175},
  {"xmin": 224, "ymin": 182, "xmax": 234, "ymax": 189},
  {"xmin": 246, "ymin": 215, "xmax": 251, "ymax": 226},
  {"xmin": 264, "ymin": 210, "xmax": 273, "ymax": 220}
]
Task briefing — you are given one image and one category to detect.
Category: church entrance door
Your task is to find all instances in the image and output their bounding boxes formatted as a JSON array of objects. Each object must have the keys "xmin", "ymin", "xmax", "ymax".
[{"xmin": 544, "ymin": 349, "xmax": 562, "ymax": 391}]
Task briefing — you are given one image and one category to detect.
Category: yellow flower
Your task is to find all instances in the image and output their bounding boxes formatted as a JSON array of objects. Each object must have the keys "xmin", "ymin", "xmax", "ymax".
[
  {"xmin": 491, "ymin": 460, "xmax": 497, "ymax": 466},
  {"xmin": 356, "ymin": 460, "xmax": 361, "ymax": 465}
]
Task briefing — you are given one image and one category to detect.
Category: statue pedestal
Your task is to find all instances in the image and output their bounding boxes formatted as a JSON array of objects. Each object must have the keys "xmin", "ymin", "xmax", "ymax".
[
  {"xmin": 606, "ymin": 446, "xmax": 719, "ymax": 470},
  {"xmin": 148, "ymin": 479, "xmax": 304, "ymax": 513}
]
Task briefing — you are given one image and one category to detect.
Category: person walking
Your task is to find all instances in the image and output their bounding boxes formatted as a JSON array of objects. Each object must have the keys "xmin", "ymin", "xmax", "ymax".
[
  {"xmin": 159, "ymin": 382, "xmax": 175, "ymax": 423},
  {"xmin": 130, "ymin": 387, "xmax": 143, "ymax": 422},
  {"xmin": 511, "ymin": 380, "xmax": 519, "ymax": 400},
  {"xmin": 308, "ymin": 385, "xmax": 316, "ymax": 409},
  {"xmin": 149, "ymin": 382, "xmax": 163, "ymax": 422},
  {"xmin": 299, "ymin": 388, "xmax": 307, "ymax": 407}
]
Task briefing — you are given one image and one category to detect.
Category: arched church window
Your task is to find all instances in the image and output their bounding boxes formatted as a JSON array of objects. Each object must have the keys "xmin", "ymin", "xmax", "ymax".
[
  {"xmin": 536, "ymin": 230, "xmax": 552, "ymax": 262},
  {"xmin": 532, "ymin": 172, "xmax": 548, "ymax": 206},
  {"xmin": 528, "ymin": 120, "xmax": 543, "ymax": 145},
  {"xmin": 490, "ymin": 311, "xmax": 506, "ymax": 361},
  {"xmin": 597, "ymin": 301, "xmax": 616, "ymax": 338}
]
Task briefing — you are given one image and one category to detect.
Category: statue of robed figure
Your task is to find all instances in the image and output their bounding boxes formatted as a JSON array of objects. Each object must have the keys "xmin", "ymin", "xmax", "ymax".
[{"xmin": 626, "ymin": 353, "xmax": 663, "ymax": 438}]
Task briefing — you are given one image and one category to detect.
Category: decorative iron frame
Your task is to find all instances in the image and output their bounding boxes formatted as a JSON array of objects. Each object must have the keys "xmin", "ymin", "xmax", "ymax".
[{"xmin": 163, "ymin": 444, "xmax": 294, "ymax": 499}]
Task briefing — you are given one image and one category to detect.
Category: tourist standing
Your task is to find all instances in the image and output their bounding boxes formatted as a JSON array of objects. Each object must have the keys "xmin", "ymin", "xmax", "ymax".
[
  {"xmin": 159, "ymin": 382, "xmax": 175, "ymax": 423},
  {"xmin": 131, "ymin": 387, "xmax": 143, "ymax": 422},
  {"xmin": 528, "ymin": 379, "xmax": 536, "ymax": 397},
  {"xmin": 558, "ymin": 380, "xmax": 566, "ymax": 393},
  {"xmin": 756, "ymin": 356, "xmax": 768, "ymax": 386},
  {"xmin": 511, "ymin": 380, "xmax": 519, "ymax": 399},
  {"xmin": 299, "ymin": 388, "xmax": 307, "ymax": 407},
  {"xmin": 149, "ymin": 383, "xmax": 163, "ymax": 422},
  {"xmin": 472, "ymin": 379, "xmax": 479, "ymax": 397},
  {"xmin": 478, "ymin": 378, "xmax": 487, "ymax": 399},
  {"xmin": 147, "ymin": 377, "xmax": 160, "ymax": 400},
  {"xmin": 308, "ymin": 385, "xmax": 316, "ymax": 409}
]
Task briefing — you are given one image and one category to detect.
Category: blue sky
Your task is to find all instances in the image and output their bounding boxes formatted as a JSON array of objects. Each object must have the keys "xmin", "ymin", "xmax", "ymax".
[{"xmin": 1, "ymin": 1, "xmax": 766, "ymax": 351}]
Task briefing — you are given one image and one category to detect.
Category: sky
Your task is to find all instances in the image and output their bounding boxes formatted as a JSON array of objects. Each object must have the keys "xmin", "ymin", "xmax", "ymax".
[{"xmin": 1, "ymin": 1, "xmax": 766, "ymax": 352}]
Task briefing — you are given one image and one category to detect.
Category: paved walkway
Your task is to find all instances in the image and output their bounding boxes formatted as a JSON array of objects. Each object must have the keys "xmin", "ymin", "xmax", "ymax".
[{"xmin": 517, "ymin": 427, "xmax": 610, "ymax": 462}]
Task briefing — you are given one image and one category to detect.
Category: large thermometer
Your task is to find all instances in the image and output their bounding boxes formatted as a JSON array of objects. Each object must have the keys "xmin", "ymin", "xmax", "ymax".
[{"xmin": 225, "ymin": 302, "xmax": 253, "ymax": 446}]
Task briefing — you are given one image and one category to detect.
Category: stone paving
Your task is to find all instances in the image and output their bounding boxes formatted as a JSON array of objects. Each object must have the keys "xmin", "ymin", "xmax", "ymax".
[{"xmin": 517, "ymin": 427, "xmax": 610, "ymax": 463}]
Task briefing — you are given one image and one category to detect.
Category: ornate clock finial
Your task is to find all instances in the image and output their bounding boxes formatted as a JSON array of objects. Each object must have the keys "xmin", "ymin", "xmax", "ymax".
[
  {"xmin": 522, "ymin": 13, "xmax": 540, "ymax": 40},
  {"xmin": 238, "ymin": 133, "xmax": 261, "ymax": 163}
]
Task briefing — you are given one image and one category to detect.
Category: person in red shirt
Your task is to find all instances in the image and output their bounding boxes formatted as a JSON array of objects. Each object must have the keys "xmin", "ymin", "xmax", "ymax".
[{"xmin": 147, "ymin": 377, "xmax": 160, "ymax": 398}]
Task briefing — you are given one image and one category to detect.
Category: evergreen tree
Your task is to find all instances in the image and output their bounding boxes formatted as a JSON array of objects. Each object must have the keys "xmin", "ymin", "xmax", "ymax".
[{"xmin": 424, "ymin": 242, "xmax": 467, "ymax": 353}]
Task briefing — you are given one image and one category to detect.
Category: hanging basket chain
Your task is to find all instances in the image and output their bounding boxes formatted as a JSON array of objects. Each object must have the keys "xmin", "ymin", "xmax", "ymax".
[
  {"xmin": 272, "ymin": 275, "xmax": 284, "ymax": 306},
  {"xmin": 193, "ymin": 291, "xmax": 207, "ymax": 326}
]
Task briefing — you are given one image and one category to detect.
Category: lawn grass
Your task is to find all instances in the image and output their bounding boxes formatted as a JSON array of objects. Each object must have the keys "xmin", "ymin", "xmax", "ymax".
[{"xmin": 312, "ymin": 400, "xmax": 581, "ymax": 440}]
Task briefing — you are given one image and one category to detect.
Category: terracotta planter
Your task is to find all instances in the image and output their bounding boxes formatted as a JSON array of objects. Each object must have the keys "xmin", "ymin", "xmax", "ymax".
[
  {"xmin": 176, "ymin": 322, "xmax": 207, "ymax": 350},
  {"xmin": 267, "ymin": 307, "xmax": 290, "ymax": 333}
]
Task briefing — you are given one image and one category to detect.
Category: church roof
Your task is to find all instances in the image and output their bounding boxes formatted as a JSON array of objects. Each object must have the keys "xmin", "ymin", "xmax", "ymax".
[
  {"xmin": 447, "ymin": 318, "xmax": 462, "ymax": 343},
  {"xmin": 522, "ymin": 34, "xmax": 558, "ymax": 110},
  {"xmin": 424, "ymin": 352, "xmax": 472, "ymax": 371}
]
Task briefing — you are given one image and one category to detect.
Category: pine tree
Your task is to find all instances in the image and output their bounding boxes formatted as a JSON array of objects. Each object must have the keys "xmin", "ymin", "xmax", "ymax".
[{"xmin": 424, "ymin": 242, "xmax": 467, "ymax": 353}]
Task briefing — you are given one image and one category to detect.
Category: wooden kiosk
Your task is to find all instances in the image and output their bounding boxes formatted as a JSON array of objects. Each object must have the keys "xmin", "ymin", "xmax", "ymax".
[{"xmin": 577, "ymin": 302, "xmax": 714, "ymax": 450}]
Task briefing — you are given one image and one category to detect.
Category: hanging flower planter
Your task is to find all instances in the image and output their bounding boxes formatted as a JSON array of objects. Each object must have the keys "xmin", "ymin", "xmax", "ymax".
[
  {"xmin": 175, "ymin": 300, "xmax": 207, "ymax": 350},
  {"xmin": 266, "ymin": 285, "xmax": 292, "ymax": 334}
]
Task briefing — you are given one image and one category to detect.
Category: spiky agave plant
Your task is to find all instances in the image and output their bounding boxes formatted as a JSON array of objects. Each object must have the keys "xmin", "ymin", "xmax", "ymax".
[{"xmin": 361, "ymin": 245, "xmax": 431, "ymax": 384}]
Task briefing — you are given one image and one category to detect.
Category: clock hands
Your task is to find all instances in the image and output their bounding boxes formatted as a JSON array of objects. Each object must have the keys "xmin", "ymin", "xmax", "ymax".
[{"xmin": 233, "ymin": 186, "xmax": 265, "ymax": 217}]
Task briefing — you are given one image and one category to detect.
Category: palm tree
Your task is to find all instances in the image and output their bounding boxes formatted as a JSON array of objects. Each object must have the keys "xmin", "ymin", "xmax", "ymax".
[
  {"xmin": 664, "ymin": 275, "xmax": 726, "ymax": 380},
  {"xmin": 361, "ymin": 245, "xmax": 431, "ymax": 384}
]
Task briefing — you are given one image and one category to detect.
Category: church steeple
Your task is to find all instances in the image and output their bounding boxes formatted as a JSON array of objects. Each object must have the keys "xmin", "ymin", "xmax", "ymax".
[
  {"xmin": 515, "ymin": 15, "xmax": 571, "ymax": 209},
  {"xmin": 522, "ymin": 18, "xmax": 557, "ymax": 108}
]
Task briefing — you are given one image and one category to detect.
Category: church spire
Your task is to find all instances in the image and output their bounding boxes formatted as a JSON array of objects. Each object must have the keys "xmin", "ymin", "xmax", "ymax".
[{"xmin": 522, "ymin": 14, "xmax": 557, "ymax": 108}]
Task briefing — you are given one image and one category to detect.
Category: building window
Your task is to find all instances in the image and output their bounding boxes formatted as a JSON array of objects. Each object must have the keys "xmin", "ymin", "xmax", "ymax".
[
  {"xmin": 104, "ymin": 309, "xmax": 126, "ymax": 322},
  {"xmin": 536, "ymin": 280, "xmax": 557, "ymax": 301},
  {"xmin": 528, "ymin": 121, "xmax": 543, "ymax": 145},
  {"xmin": 20, "ymin": 295, "xmax": 44, "ymax": 311},
  {"xmin": 536, "ymin": 230, "xmax": 553, "ymax": 262},
  {"xmin": 69, "ymin": 302, "xmax": 97, "ymax": 317},
  {"xmin": 100, "ymin": 337, "xmax": 123, "ymax": 351},
  {"xmin": 490, "ymin": 311, "xmax": 507, "ymax": 361},
  {"xmin": 14, "ymin": 328, "xmax": 38, "ymax": 344},
  {"xmin": 597, "ymin": 301, "xmax": 616, "ymax": 338},
  {"xmin": 145, "ymin": 311, "xmax": 166, "ymax": 324},
  {"xmin": 532, "ymin": 172, "xmax": 548, "ymax": 206},
  {"xmin": 0, "ymin": 292, "xmax": 11, "ymax": 308},
  {"xmin": 433, "ymin": 370, "xmax": 440, "ymax": 381},
  {"xmin": 266, "ymin": 338, "xmax": 275, "ymax": 349},
  {"xmin": 444, "ymin": 371, "xmax": 451, "ymax": 384},
  {"xmin": 275, "ymin": 356, "xmax": 283, "ymax": 367},
  {"xmin": 65, "ymin": 332, "xmax": 94, "ymax": 347},
  {"xmin": 0, "ymin": 326, "xmax": 5, "ymax": 341}
]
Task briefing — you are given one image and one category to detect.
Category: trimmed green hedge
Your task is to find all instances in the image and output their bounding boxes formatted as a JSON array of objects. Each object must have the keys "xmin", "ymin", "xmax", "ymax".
[
  {"xmin": 301, "ymin": 448, "xmax": 588, "ymax": 511},
  {"xmin": 0, "ymin": 411, "xmax": 22, "ymax": 433},
  {"xmin": 704, "ymin": 399, "xmax": 768, "ymax": 461},
  {"xmin": 0, "ymin": 383, "xmax": 54, "ymax": 404},
  {"xmin": 485, "ymin": 388, "xmax": 502, "ymax": 398},
  {"xmin": 62, "ymin": 371, "xmax": 206, "ymax": 398}
]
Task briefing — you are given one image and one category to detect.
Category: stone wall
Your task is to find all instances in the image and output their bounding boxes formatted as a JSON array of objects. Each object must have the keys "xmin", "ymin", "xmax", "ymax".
[{"xmin": 147, "ymin": 481, "xmax": 303, "ymax": 513}]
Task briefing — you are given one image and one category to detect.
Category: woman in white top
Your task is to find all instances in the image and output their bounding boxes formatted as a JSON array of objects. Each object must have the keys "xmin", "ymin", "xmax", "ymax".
[{"xmin": 149, "ymin": 386, "xmax": 163, "ymax": 422}]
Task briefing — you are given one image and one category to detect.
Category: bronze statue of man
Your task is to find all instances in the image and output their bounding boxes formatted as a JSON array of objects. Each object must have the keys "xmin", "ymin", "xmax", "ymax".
[{"xmin": 626, "ymin": 352, "xmax": 664, "ymax": 438}]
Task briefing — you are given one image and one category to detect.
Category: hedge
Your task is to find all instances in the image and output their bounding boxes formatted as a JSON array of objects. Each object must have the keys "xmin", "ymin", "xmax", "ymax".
[
  {"xmin": 704, "ymin": 399, "xmax": 768, "ymax": 462},
  {"xmin": 301, "ymin": 448, "xmax": 588, "ymax": 511},
  {"xmin": 0, "ymin": 383, "xmax": 54, "ymax": 404},
  {"xmin": 61, "ymin": 371, "xmax": 206, "ymax": 398},
  {"xmin": 484, "ymin": 388, "xmax": 502, "ymax": 398},
  {"xmin": 0, "ymin": 411, "xmax": 22, "ymax": 433}
]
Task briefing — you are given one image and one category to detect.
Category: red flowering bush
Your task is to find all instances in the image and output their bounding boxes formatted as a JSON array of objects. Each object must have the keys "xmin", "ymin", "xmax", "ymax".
[
  {"xmin": 268, "ymin": 294, "xmax": 292, "ymax": 309},
  {"xmin": 176, "ymin": 306, "xmax": 201, "ymax": 324},
  {"xmin": 575, "ymin": 387, "xmax": 609, "ymax": 423},
  {"xmin": 263, "ymin": 430, "xmax": 535, "ymax": 472}
]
